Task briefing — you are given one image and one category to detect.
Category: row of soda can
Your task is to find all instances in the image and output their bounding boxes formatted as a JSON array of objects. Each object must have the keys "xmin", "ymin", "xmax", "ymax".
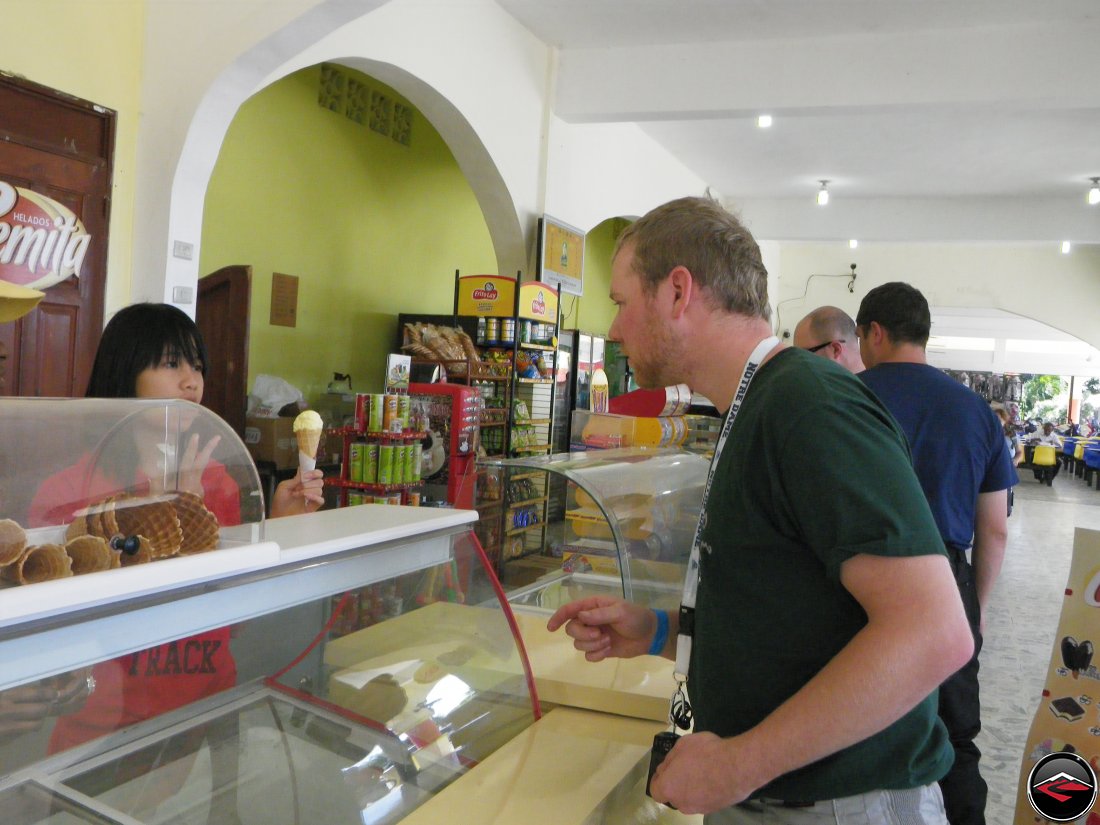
[
  {"xmin": 347, "ymin": 491, "xmax": 421, "ymax": 506},
  {"xmin": 355, "ymin": 392, "xmax": 414, "ymax": 434},
  {"xmin": 349, "ymin": 441, "xmax": 423, "ymax": 484}
]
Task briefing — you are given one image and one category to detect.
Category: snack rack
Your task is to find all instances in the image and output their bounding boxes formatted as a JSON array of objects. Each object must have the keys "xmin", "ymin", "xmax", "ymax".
[{"xmin": 325, "ymin": 391, "xmax": 426, "ymax": 507}]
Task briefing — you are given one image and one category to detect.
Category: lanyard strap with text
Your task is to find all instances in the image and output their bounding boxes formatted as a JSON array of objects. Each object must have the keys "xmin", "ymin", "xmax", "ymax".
[{"xmin": 668, "ymin": 336, "xmax": 779, "ymax": 727}]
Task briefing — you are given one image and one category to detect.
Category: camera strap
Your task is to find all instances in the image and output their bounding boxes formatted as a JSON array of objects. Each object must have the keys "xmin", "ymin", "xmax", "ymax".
[{"xmin": 669, "ymin": 335, "xmax": 779, "ymax": 730}]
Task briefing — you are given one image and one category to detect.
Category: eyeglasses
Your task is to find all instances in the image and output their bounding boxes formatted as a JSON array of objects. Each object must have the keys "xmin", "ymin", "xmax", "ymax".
[{"xmin": 805, "ymin": 339, "xmax": 845, "ymax": 353}]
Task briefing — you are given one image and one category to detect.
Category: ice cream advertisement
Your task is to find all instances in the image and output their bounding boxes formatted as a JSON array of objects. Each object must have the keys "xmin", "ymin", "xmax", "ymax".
[
  {"xmin": 0, "ymin": 180, "xmax": 91, "ymax": 290},
  {"xmin": 1015, "ymin": 527, "xmax": 1100, "ymax": 823}
]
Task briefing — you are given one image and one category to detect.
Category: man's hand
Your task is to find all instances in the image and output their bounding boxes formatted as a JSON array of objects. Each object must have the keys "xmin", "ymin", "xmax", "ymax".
[
  {"xmin": 649, "ymin": 731, "xmax": 761, "ymax": 814},
  {"xmin": 545, "ymin": 596, "xmax": 657, "ymax": 661}
]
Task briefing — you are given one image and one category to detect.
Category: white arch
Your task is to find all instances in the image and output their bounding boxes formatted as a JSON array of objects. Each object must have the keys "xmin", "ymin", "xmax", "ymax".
[{"xmin": 155, "ymin": 0, "xmax": 525, "ymax": 310}]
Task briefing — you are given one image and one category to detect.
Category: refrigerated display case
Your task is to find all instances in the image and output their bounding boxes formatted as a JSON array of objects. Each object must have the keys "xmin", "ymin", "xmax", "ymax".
[
  {"xmin": 407, "ymin": 382, "xmax": 482, "ymax": 509},
  {"xmin": 479, "ymin": 448, "xmax": 708, "ymax": 607},
  {"xmin": 0, "ymin": 397, "xmax": 544, "ymax": 825}
]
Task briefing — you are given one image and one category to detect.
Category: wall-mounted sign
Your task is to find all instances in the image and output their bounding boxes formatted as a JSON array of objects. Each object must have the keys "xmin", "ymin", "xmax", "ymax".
[
  {"xmin": 537, "ymin": 214, "xmax": 585, "ymax": 297},
  {"xmin": 518, "ymin": 282, "xmax": 558, "ymax": 322},
  {"xmin": 456, "ymin": 274, "xmax": 516, "ymax": 316},
  {"xmin": 270, "ymin": 272, "xmax": 299, "ymax": 327},
  {"xmin": 0, "ymin": 180, "xmax": 91, "ymax": 290}
]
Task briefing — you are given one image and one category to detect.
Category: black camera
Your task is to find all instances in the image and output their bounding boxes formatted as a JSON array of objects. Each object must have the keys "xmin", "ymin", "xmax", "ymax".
[{"xmin": 645, "ymin": 731, "xmax": 679, "ymax": 799}]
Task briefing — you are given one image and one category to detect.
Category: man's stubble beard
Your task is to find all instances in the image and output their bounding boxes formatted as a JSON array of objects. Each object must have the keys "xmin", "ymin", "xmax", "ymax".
[{"xmin": 630, "ymin": 315, "xmax": 687, "ymax": 390}]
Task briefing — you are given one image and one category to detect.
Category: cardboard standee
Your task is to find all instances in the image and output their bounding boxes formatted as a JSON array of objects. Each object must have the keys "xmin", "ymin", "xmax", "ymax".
[{"xmin": 1014, "ymin": 527, "xmax": 1100, "ymax": 823}]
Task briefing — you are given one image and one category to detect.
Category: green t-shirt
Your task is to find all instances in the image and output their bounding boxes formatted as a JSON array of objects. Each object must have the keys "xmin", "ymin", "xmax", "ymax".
[{"xmin": 691, "ymin": 348, "xmax": 953, "ymax": 803}]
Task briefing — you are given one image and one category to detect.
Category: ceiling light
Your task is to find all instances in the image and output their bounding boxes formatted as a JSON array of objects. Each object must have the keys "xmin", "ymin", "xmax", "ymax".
[
  {"xmin": 757, "ymin": 114, "xmax": 772, "ymax": 128},
  {"xmin": 1061, "ymin": 241, "xmax": 1072, "ymax": 254},
  {"xmin": 1089, "ymin": 177, "xmax": 1100, "ymax": 206},
  {"xmin": 849, "ymin": 239, "xmax": 859, "ymax": 249},
  {"xmin": 817, "ymin": 180, "xmax": 830, "ymax": 206}
]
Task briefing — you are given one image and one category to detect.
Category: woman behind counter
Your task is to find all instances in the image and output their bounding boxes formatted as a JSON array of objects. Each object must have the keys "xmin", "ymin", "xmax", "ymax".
[{"xmin": 29, "ymin": 302, "xmax": 324, "ymax": 754}]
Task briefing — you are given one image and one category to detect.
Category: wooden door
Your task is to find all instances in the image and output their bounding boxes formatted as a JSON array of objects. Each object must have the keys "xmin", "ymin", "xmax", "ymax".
[
  {"xmin": 197, "ymin": 265, "xmax": 251, "ymax": 437},
  {"xmin": 0, "ymin": 75, "xmax": 114, "ymax": 397}
]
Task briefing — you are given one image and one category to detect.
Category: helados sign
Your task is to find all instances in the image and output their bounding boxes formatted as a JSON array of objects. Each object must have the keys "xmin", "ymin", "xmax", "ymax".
[{"xmin": 0, "ymin": 180, "xmax": 92, "ymax": 290}]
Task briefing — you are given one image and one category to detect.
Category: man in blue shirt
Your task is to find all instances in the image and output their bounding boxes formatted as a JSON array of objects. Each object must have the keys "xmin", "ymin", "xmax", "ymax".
[{"xmin": 857, "ymin": 282, "xmax": 1017, "ymax": 825}]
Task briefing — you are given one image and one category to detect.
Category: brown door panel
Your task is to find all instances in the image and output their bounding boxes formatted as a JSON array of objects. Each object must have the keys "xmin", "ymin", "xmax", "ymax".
[
  {"xmin": 0, "ymin": 75, "xmax": 114, "ymax": 398},
  {"xmin": 198, "ymin": 266, "xmax": 252, "ymax": 437}
]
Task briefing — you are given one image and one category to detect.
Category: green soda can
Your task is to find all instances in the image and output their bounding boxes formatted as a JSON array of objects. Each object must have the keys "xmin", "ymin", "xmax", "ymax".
[
  {"xmin": 411, "ymin": 442, "xmax": 423, "ymax": 481},
  {"xmin": 347, "ymin": 492, "xmax": 365, "ymax": 506},
  {"xmin": 369, "ymin": 394, "xmax": 385, "ymax": 432},
  {"xmin": 364, "ymin": 444, "xmax": 379, "ymax": 483},
  {"xmin": 377, "ymin": 444, "xmax": 395, "ymax": 484},
  {"xmin": 349, "ymin": 441, "xmax": 366, "ymax": 482}
]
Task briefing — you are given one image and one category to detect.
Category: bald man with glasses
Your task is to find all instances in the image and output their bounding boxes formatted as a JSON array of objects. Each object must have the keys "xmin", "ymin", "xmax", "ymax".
[{"xmin": 793, "ymin": 306, "xmax": 866, "ymax": 373}]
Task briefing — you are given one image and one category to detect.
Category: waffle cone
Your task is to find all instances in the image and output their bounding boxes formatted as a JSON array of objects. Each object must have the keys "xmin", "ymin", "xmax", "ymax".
[
  {"xmin": 0, "ymin": 519, "xmax": 27, "ymax": 567},
  {"xmin": 2, "ymin": 544, "xmax": 74, "ymax": 584},
  {"xmin": 119, "ymin": 535, "xmax": 154, "ymax": 567},
  {"xmin": 173, "ymin": 492, "xmax": 220, "ymax": 555},
  {"xmin": 65, "ymin": 535, "xmax": 120, "ymax": 574},
  {"xmin": 112, "ymin": 496, "xmax": 181, "ymax": 559},
  {"xmin": 65, "ymin": 516, "xmax": 88, "ymax": 542},
  {"xmin": 296, "ymin": 428, "xmax": 322, "ymax": 459}
]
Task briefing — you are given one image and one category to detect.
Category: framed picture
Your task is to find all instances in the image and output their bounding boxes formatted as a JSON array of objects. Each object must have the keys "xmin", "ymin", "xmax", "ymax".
[{"xmin": 536, "ymin": 214, "xmax": 585, "ymax": 297}]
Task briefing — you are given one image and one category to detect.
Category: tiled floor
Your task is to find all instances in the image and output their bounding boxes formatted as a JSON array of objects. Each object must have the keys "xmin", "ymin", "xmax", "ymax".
[{"xmin": 977, "ymin": 465, "xmax": 1100, "ymax": 823}]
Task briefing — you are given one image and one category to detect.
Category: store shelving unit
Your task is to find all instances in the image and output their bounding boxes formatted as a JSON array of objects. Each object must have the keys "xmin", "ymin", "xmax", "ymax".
[{"xmin": 325, "ymin": 392, "xmax": 426, "ymax": 507}]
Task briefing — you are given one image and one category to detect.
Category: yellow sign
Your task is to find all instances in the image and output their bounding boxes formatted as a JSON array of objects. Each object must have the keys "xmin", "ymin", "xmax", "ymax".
[
  {"xmin": 456, "ymin": 274, "xmax": 516, "ymax": 316},
  {"xmin": 518, "ymin": 282, "xmax": 558, "ymax": 322}
]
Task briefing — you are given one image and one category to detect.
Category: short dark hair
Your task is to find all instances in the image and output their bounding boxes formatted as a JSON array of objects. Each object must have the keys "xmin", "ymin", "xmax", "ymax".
[
  {"xmin": 85, "ymin": 303, "xmax": 208, "ymax": 398},
  {"xmin": 614, "ymin": 196, "xmax": 770, "ymax": 321},
  {"xmin": 855, "ymin": 282, "xmax": 930, "ymax": 347}
]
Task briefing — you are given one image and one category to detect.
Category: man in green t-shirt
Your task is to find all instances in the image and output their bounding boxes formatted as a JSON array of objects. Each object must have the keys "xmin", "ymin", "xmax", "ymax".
[{"xmin": 546, "ymin": 197, "xmax": 974, "ymax": 824}]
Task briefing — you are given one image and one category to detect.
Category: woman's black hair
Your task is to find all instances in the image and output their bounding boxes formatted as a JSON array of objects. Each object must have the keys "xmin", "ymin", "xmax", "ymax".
[{"xmin": 85, "ymin": 303, "xmax": 208, "ymax": 399}]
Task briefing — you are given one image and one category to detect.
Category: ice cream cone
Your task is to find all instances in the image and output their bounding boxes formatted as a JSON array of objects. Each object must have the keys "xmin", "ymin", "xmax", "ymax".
[{"xmin": 293, "ymin": 410, "xmax": 324, "ymax": 472}]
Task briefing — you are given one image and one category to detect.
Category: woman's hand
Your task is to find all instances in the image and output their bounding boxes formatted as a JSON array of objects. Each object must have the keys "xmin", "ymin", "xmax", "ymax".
[
  {"xmin": 177, "ymin": 433, "xmax": 221, "ymax": 497},
  {"xmin": 271, "ymin": 468, "xmax": 325, "ymax": 518}
]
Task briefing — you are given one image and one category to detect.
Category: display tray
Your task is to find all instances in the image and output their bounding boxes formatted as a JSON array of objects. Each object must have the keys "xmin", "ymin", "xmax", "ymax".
[{"xmin": 1, "ymin": 688, "xmax": 466, "ymax": 825}]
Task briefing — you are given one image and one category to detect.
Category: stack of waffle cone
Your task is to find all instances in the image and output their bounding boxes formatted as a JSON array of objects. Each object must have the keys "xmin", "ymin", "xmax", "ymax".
[
  {"xmin": 0, "ymin": 519, "xmax": 27, "ymax": 567},
  {"xmin": 173, "ymin": 492, "xmax": 219, "ymax": 554},
  {"xmin": 2, "ymin": 544, "xmax": 73, "ymax": 584},
  {"xmin": 65, "ymin": 535, "xmax": 119, "ymax": 574}
]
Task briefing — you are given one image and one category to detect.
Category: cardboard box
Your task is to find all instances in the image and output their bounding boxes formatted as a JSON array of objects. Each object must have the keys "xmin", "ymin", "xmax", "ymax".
[{"xmin": 244, "ymin": 416, "xmax": 297, "ymax": 469}]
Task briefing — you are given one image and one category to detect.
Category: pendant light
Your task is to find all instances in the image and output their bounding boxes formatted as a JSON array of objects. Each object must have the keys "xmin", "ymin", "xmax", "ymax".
[
  {"xmin": 817, "ymin": 180, "xmax": 830, "ymax": 206},
  {"xmin": 1089, "ymin": 178, "xmax": 1100, "ymax": 206}
]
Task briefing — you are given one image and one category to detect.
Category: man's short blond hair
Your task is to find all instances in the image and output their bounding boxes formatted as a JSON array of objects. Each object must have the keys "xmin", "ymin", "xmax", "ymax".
[{"xmin": 615, "ymin": 196, "xmax": 770, "ymax": 322}]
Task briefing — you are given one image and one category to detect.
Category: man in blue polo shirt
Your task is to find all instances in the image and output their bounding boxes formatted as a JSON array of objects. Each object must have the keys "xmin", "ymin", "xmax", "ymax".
[{"xmin": 857, "ymin": 282, "xmax": 1017, "ymax": 825}]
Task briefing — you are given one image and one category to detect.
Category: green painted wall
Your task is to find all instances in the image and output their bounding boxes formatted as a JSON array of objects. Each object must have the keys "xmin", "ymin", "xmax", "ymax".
[
  {"xmin": 200, "ymin": 66, "xmax": 497, "ymax": 402},
  {"xmin": 565, "ymin": 217, "xmax": 627, "ymax": 337}
]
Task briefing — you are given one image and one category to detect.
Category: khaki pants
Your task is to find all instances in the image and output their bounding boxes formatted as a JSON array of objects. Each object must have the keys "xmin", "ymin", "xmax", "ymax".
[{"xmin": 705, "ymin": 784, "xmax": 948, "ymax": 825}]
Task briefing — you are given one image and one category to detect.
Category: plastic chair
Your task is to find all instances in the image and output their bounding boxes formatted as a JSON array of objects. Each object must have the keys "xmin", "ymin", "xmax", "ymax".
[
  {"xmin": 1062, "ymin": 438, "xmax": 1077, "ymax": 470},
  {"xmin": 1032, "ymin": 445, "xmax": 1058, "ymax": 486},
  {"xmin": 1075, "ymin": 442, "xmax": 1087, "ymax": 478},
  {"xmin": 1084, "ymin": 446, "xmax": 1100, "ymax": 488}
]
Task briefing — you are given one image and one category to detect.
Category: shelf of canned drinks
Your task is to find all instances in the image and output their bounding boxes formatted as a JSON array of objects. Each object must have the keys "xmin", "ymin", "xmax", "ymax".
[
  {"xmin": 330, "ymin": 427, "xmax": 425, "ymax": 440},
  {"xmin": 328, "ymin": 479, "xmax": 424, "ymax": 490}
]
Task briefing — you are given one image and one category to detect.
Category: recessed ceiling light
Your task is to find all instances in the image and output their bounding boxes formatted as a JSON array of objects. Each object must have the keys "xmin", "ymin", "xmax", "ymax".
[
  {"xmin": 1061, "ymin": 241, "xmax": 1072, "ymax": 254},
  {"xmin": 849, "ymin": 239, "xmax": 859, "ymax": 249},
  {"xmin": 817, "ymin": 180, "xmax": 830, "ymax": 206},
  {"xmin": 1089, "ymin": 177, "xmax": 1100, "ymax": 206},
  {"xmin": 757, "ymin": 114, "xmax": 772, "ymax": 128}
]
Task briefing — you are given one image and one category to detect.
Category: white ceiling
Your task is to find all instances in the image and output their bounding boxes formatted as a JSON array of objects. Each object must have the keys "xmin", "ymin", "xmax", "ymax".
[
  {"xmin": 497, "ymin": 0, "xmax": 1100, "ymax": 242},
  {"xmin": 495, "ymin": 0, "xmax": 1100, "ymax": 374}
]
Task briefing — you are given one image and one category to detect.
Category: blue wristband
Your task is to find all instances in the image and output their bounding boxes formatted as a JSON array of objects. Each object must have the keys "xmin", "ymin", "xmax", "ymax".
[{"xmin": 648, "ymin": 609, "xmax": 669, "ymax": 656}]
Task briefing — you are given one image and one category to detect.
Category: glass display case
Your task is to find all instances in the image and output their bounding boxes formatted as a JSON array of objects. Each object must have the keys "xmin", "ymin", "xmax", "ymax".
[
  {"xmin": 0, "ymin": 399, "xmax": 538, "ymax": 825},
  {"xmin": 479, "ymin": 448, "xmax": 708, "ymax": 612}
]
